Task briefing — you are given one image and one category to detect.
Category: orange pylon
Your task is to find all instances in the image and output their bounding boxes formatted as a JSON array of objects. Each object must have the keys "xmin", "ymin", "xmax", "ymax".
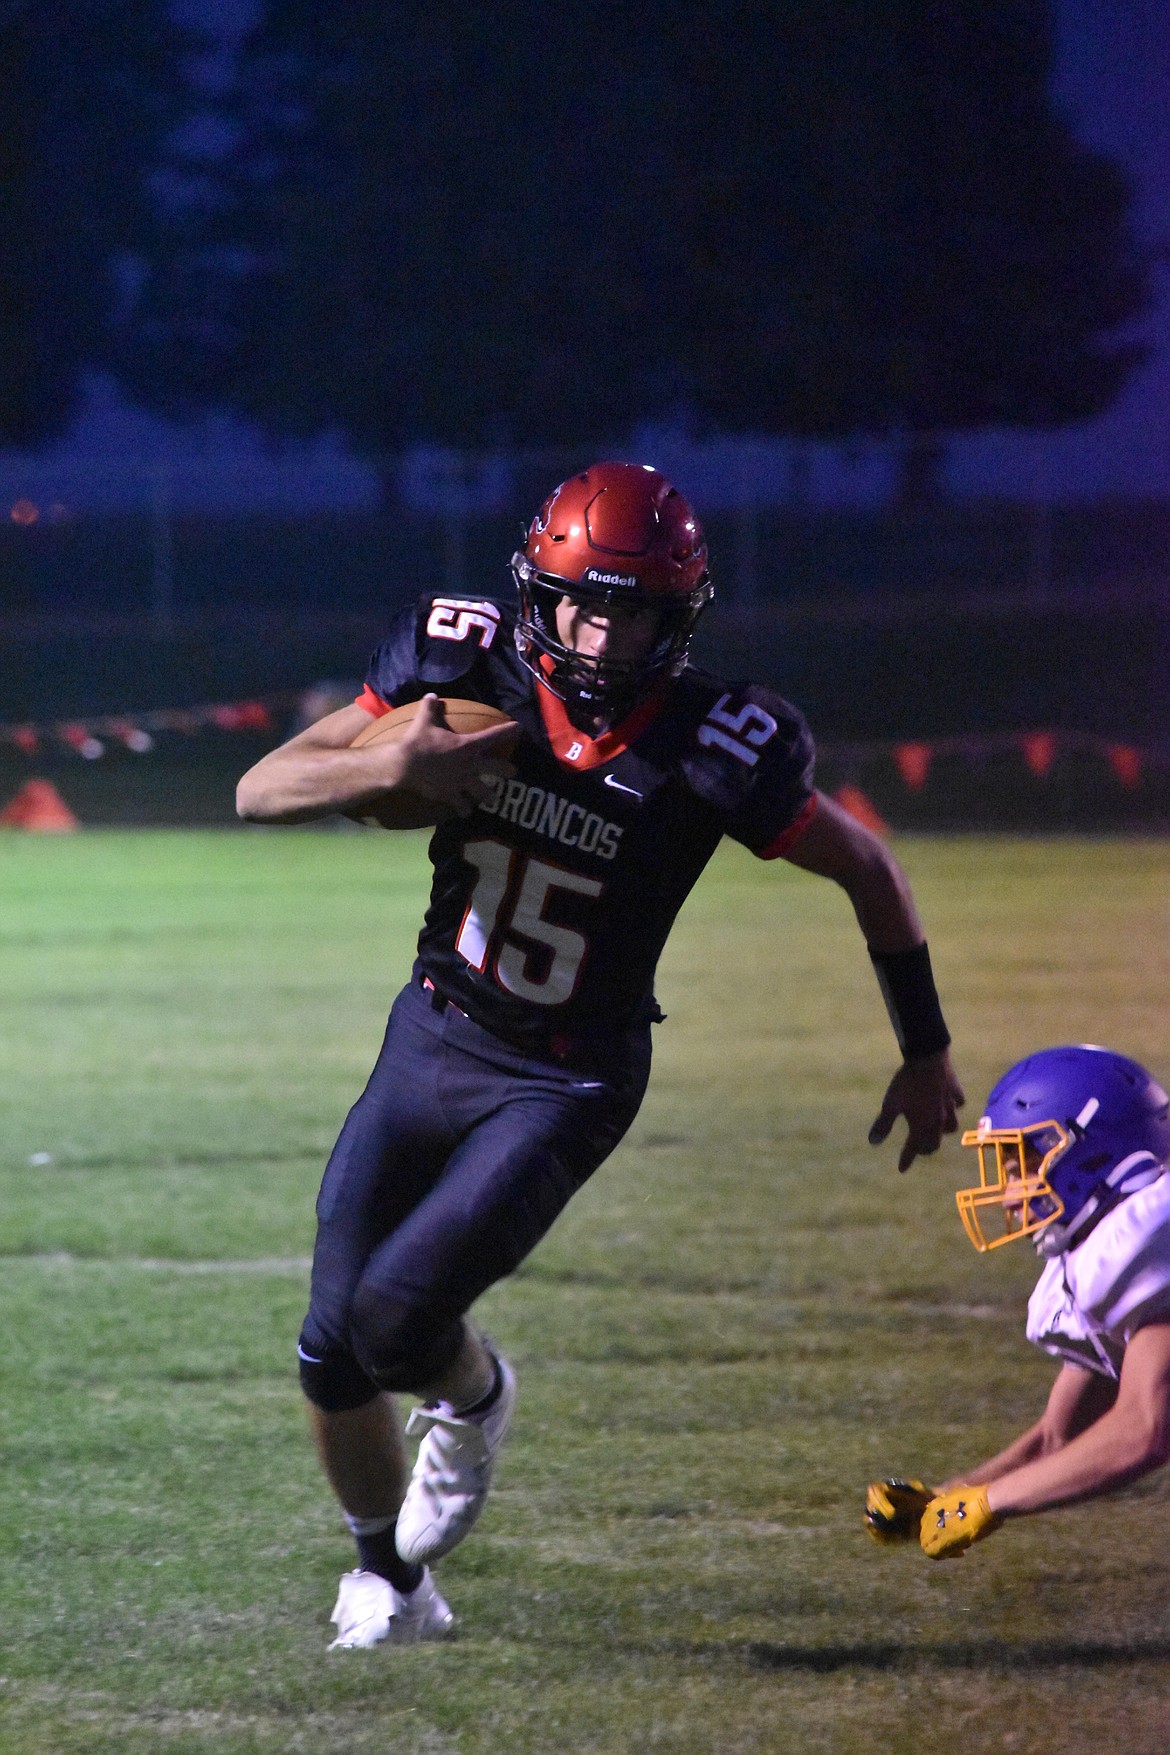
[{"xmin": 0, "ymin": 779, "xmax": 80, "ymax": 832}]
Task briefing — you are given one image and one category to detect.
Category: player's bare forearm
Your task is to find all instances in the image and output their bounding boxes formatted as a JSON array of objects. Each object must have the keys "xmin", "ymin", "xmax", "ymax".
[
  {"xmin": 237, "ymin": 750, "xmax": 407, "ymax": 823},
  {"xmin": 784, "ymin": 792, "xmax": 963, "ymax": 1168},
  {"xmin": 938, "ymin": 1420, "xmax": 1049, "ymax": 1494},
  {"xmin": 236, "ymin": 695, "xmax": 517, "ymax": 824},
  {"xmin": 941, "ymin": 1364, "xmax": 1117, "ymax": 1491},
  {"xmin": 236, "ymin": 704, "xmax": 410, "ymax": 823},
  {"xmin": 900, "ymin": 1363, "xmax": 1139, "ymax": 1558},
  {"xmin": 987, "ymin": 1403, "xmax": 1167, "ymax": 1514},
  {"xmin": 936, "ymin": 1365, "xmax": 1117, "ymax": 1494},
  {"xmin": 985, "ymin": 1328, "xmax": 1170, "ymax": 1516}
]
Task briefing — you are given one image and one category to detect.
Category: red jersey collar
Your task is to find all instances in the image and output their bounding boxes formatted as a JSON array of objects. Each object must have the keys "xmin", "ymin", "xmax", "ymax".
[{"xmin": 535, "ymin": 658, "xmax": 668, "ymax": 770}]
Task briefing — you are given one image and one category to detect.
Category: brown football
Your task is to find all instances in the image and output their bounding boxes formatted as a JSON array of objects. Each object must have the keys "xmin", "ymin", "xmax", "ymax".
[{"xmin": 346, "ymin": 697, "xmax": 519, "ymax": 830}]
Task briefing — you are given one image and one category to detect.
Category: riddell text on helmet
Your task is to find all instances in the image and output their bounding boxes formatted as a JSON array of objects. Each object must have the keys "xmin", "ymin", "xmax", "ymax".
[
  {"xmin": 580, "ymin": 567, "xmax": 638, "ymax": 589},
  {"xmin": 479, "ymin": 778, "xmax": 624, "ymax": 860}
]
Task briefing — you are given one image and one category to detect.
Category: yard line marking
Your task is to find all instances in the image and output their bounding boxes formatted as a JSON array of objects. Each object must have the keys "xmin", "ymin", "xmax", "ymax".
[{"xmin": 2, "ymin": 1252, "xmax": 312, "ymax": 1274}]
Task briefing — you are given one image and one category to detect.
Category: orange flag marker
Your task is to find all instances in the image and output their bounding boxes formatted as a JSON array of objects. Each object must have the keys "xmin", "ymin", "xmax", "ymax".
[
  {"xmin": 832, "ymin": 784, "xmax": 890, "ymax": 837},
  {"xmin": 894, "ymin": 742, "xmax": 932, "ymax": 790},
  {"xmin": 1107, "ymin": 745, "xmax": 1142, "ymax": 789}
]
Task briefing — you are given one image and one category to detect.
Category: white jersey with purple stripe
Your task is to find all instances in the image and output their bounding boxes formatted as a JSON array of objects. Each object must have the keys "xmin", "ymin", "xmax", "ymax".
[{"xmin": 1026, "ymin": 1168, "xmax": 1170, "ymax": 1378}]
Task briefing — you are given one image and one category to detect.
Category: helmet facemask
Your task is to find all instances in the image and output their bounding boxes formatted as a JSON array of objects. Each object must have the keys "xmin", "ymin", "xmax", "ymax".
[
  {"xmin": 511, "ymin": 550, "xmax": 712, "ymax": 723},
  {"xmin": 955, "ymin": 1046, "xmax": 1170, "ymax": 1258},
  {"xmin": 956, "ymin": 1121, "xmax": 1069, "ymax": 1252}
]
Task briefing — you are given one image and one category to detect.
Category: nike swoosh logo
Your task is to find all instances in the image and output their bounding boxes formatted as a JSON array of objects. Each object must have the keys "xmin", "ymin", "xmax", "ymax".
[{"xmin": 603, "ymin": 774, "xmax": 642, "ymax": 799}]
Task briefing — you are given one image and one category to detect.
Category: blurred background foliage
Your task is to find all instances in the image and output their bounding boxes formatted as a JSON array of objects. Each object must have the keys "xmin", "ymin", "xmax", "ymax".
[{"xmin": 1, "ymin": 2, "xmax": 1154, "ymax": 467}]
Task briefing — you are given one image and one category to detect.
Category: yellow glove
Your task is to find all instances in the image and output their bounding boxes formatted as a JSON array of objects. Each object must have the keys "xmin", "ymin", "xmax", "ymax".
[
  {"xmin": 864, "ymin": 1478, "xmax": 933, "ymax": 1544},
  {"xmin": 920, "ymin": 1485, "xmax": 1003, "ymax": 1559}
]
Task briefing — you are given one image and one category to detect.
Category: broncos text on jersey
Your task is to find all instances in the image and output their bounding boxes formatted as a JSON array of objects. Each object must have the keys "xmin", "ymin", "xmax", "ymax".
[{"xmin": 478, "ymin": 776, "xmax": 625, "ymax": 860}]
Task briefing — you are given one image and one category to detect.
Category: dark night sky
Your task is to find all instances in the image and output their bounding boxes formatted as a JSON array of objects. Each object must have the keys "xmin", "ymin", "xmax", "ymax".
[{"xmin": 2, "ymin": 0, "xmax": 1168, "ymax": 508}]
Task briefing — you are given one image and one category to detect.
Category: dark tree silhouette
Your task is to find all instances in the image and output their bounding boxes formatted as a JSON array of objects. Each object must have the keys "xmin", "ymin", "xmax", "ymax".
[{"xmin": 121, "ymin": 1, "xmax": 1153, "ymax": 457}]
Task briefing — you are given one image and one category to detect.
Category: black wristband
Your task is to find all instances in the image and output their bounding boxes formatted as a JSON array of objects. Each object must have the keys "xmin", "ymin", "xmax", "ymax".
[{"xmin": 869, "ymin": 941, "xmax": 951, "ymax": 1061}]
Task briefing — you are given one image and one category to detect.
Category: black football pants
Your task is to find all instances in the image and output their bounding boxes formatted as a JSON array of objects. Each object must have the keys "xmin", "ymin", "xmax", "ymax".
[{"xmin": 298, "ymin": 973, "xmax": 651, "ymax": 1404}]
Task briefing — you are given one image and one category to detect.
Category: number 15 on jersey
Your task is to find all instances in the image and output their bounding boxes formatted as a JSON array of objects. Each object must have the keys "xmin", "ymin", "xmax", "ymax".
[{"xmin": 456, "ymin": 840, "xmax": 604, "ymax": 1006}]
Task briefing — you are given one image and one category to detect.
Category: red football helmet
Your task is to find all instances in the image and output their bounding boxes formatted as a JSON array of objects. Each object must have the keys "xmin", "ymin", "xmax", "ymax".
[{"xmin": 511, "ymin": 461, "xmax": 712, "ymax": 715}]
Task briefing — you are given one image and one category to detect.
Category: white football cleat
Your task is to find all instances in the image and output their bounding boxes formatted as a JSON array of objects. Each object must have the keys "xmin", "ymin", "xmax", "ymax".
[
  {"xmin": 396, "ymin": 1354, "xmax": 517, "ymax": 1565},
  {"xmin": 327, "ymin": 1568, "xmax": 454, "ymax": 1650}
]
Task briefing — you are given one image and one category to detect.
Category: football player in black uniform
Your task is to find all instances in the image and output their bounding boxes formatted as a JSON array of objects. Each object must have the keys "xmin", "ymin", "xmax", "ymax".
[{"xmin": 237, "ymin": 461, "xmax": 964, "ymax": 1648}]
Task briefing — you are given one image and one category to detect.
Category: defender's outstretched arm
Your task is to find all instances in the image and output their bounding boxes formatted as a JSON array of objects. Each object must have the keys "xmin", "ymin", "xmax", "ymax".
[
  {"xmin": 912, "ymin": 1328, "xmax": 1170, "ymax": 1557},
  {"xmin": 982, "ymin": 1324, "xmax": 1170, "ymax": 1515},
  {"xmin": 938, "ymin": 1361, "xmax": 1119, "ymax": 1494}
]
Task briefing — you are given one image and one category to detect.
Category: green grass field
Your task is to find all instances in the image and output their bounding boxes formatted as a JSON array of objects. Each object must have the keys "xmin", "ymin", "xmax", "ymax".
[{"xmin": 2, "ymin": 829, "xmax": 1170, "ymax": 1754}]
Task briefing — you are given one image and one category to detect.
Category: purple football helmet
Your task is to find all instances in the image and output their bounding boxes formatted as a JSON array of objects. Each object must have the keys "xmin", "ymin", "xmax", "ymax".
[{"xmin": 957, "ymin": 1045, "xmax": 1170, "ymax": 1255}]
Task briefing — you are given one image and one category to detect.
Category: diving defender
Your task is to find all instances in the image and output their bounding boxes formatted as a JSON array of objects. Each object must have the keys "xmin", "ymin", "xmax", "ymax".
[{"xmin": 866, "ymin": 1045, "xmax": 1170, "ymax": 1559}]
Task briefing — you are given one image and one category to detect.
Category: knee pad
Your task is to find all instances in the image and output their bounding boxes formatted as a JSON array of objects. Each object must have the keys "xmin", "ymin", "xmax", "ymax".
[
  {"xmin": 349, "ymin": 1282, "xmax": 465, "ymax": 1394},
  {"xmin": 296, "ymin": 1334, "xmax": 380, "ymax": 1412}
]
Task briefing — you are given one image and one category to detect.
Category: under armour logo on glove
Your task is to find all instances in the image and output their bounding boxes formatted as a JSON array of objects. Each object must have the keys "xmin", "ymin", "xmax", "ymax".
[{"xmin": 920, "ymin": 1485, "xmax": 1003, "ymax": 1559}]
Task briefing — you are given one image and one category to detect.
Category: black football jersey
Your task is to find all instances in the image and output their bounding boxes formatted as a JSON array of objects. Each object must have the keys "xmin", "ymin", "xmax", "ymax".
[{"xmin": 360, "ymin": 595, "xmax": 817, "ymax": 1061}]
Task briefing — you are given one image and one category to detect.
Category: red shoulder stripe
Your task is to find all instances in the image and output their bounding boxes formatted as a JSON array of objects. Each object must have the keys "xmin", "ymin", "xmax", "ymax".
[
  {"xmin": 355, "ymin": 684, "xmax": 391, "ymax": 717},
  {"xmin": 756, "ymin": 792, "xmax": 819, "ymax": 860}
]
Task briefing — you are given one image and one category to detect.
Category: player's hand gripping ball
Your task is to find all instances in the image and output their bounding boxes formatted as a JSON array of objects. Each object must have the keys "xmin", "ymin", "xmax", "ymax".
[
  {"xmin": 919, "ymin": 1485, "xmax": 1002, "ymax": 1560},
  {"xmin": 864, "ymin": 1478, "xmax": 933, "ymax": 1544},
  {"xmin": 347, "ymin": 698, "xmax": 518, "ymax": 830}
]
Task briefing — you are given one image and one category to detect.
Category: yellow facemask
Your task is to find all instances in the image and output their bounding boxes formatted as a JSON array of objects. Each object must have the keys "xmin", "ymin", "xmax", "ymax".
[{"xmin": 955, "ymin": 1119, "xmax": 1070, "ymax": 1252}]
